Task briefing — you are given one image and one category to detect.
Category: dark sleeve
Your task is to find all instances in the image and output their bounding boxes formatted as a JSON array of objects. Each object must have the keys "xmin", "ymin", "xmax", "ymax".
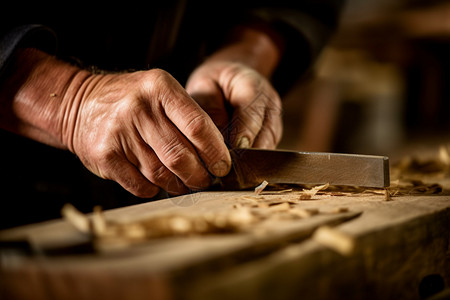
[
  {"xmin": 0, "ymin": 24, "xmax": 56, "ymax": 80},
  {"xmin": 195, "ymin": 0, "xmax": 346, "ymax": 95},
  {"xmin": 248, "ymin": 0, "xmax": 347, "ymax": 93}
]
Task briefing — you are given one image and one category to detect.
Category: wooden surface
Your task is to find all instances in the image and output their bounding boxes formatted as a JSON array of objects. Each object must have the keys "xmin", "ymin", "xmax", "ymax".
[{"xmin": 1, "ymin": 176, "xmax": 450, "ymax": 299}]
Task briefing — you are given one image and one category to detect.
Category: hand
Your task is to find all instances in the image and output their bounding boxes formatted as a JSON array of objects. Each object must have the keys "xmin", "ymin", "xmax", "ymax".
[
  {"xmin": 65, "ymin": 69, "xmax": 231, "ymax": 197},
  {"xmin": 185, "ymin": 25, "xmax": 284, "ymax": 149},
  {"xmin": 1, "ymin": 49, "xmax": 231, "ymax": 198},
  {"xmin": 186, "ymin": 61, "xmax": 283, "ymax": 149}
]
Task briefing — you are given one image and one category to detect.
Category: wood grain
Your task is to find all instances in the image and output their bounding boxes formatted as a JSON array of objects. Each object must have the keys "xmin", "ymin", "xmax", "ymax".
[{"xmin": 1, "ymin": 188, "xmax": 449, "ymax": 300}]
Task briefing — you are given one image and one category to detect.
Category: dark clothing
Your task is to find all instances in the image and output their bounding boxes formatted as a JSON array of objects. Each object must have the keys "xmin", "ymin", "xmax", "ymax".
[
  {"xmin": 0, "ymin": 0, "xmax": 345, "ymax": 228},
  {"xmin": 1, "ymin": 0, "xmax": 344, "ymax": 88}
]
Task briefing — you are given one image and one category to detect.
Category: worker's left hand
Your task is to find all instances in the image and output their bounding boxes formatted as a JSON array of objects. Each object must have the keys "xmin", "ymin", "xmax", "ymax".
[{"xmin": 186, "ymin": 61, "xmax": 283, "ymax": 149}]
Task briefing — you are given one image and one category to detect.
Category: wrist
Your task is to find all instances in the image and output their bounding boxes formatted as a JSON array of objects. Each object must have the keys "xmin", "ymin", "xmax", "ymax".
[{"xmin": 0, "ymin": 48, "xmax": 90, "ymax": 149}]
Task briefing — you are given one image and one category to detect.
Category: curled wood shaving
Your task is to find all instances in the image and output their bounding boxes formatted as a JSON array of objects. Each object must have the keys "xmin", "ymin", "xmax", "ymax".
[
  {"xmin": 259, "ymin": 189, "xmax": 293, "ymax": 195},
  {"xmin": 299, "ymin": 183, "xmax": 330, "ymax": 200},
  {"xmin": 254, "ymin": 180, "xmax": 269, "ymax": 195}
]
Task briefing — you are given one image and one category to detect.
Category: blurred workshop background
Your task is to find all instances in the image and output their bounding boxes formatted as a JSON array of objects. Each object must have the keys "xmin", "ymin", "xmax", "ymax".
[{"xmin": 279, "ymin": 0, "xmax": 450, "ymax": 159}]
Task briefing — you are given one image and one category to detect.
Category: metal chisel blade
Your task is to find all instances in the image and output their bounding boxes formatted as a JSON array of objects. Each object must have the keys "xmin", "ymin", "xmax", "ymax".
[{"xmin": 220, "ymin": 149, "xmax": 390, "ymax": 190}]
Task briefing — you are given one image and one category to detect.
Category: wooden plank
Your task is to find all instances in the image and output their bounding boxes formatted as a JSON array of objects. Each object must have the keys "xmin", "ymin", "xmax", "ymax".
[
  {"xmin": 181, "ymin": 195, "xmax": 450, "ymax": 300},
  {"xmin": 1, "ymin": 188, "xmax": 449, "ymax": 300}
]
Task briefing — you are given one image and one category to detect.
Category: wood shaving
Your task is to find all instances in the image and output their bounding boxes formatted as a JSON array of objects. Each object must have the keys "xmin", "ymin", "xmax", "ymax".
[
  {"xmin": 254, "ymin": 180, "xmax": 269, "ymax": 195},
  {"xmin": 61, "ymin": 203, "xmax": 91, "ymax": 233},
  {"xmin": 62, "ymin": 182, "xmax": 352, "ymax": 252},
  {"xmin": 259, "ymin": 189, "xmax": 293, "ymax": 195},
  {"xmin": 313, "ymin": 226, "xmax": 355, "ymax": 256},
  {"xmin": 384, "ymin": 189, "xmax": 392, "ymax": 201},
  {"xmin": 268, "ymin": 202, "xmax": 291, "ymax": 212},
  {"xmin": 59, "ymin": 145, "xmax": 450, "ymax": 254},
  {"xmin": 299, "ymin": 183, "xmax": 330, "ymax": 200},
  {"xmin": 62, "ymin": 204, "xmax": 261, "ymax": 251}
]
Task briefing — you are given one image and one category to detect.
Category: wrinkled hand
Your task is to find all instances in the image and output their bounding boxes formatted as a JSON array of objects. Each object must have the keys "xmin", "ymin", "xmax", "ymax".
[
  {"xmin": 186, "ymin": 61, "xmax": 283, "ymax": 149},
  {"xmin": 62, "ymin": 69, "xmax": 231, "ymax": 197}
]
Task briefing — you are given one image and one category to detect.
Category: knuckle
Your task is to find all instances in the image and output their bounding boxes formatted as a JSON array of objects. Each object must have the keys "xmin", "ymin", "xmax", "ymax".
[
  {"xmin": 161, "ymin": 142, "xmax": 191, "ymax": 171},
  {"xmin": 149, "ymin": 69, "xmax": 175, "ymax": 90},
  {"xmin": 149, "ymin": 164, "xmax": 173, "ymax": 185},
  {"xmin": 90, "ymin": 142, "xmax": 118, "ymax": 174},
  {"xmin": 184, "ymin": 113, "xmax": 210, "ymax": 139},
  {"xmin": 149, "ymin": 68, "xmax": 171, "ymax": 79},
  {"xmin": 131, "ymin": 184, "xmax": 160, "ymax": 198},
  {"xmin": 137, "ymin": 68, "xmax": 172, "ymax": 94},
  {"xmin": 142, "ymin": 68, "xmax": 171, "ymax": 83},
  {"xmin": 120, "ymin": 171, "xmax": 160, "ymax": 198}
]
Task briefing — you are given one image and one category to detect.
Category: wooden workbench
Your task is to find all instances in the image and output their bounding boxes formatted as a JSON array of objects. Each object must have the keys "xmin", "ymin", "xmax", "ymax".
[{"xmin": 1, "ymin": 156, "xmax": 450, "ymax": 300}]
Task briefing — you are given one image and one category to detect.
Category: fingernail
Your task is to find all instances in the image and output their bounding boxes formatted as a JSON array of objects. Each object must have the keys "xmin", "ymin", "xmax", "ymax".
[
  {"xmin": 236, "ymin": 136, "xmax": 250, "ymax": 149},
  {"xmin": 210, "ymin": 160, "xmax": 230, "ymax": 177}
]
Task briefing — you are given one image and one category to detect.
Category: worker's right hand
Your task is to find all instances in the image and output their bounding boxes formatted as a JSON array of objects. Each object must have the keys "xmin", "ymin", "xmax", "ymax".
[
  {"xmin": 1, "ymin": 49, "xmax": 231, "ymax": 198},
  {"xmin": 65, "ymin": 69, "xmax": 231, "ymax": 197}
]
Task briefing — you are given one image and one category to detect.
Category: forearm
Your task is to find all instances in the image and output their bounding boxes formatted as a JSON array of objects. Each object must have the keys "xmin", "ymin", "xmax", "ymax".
[
  {"xmin": 204, "ymin": 25, "xmax": 284, "ymax": 79},
  {"xmin": 0, "ymin": 48, "xmax": 89, "ymax": 149}
]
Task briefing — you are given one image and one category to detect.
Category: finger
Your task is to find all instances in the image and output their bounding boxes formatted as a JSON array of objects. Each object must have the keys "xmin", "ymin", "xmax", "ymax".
[
  {"xmin": 162, "ymin": 82, "xmax": 231, "ymax": 177},
  {"xmin": 231, "ymin": 87, "xmax": 283, "ymax": 149},
  {"xmin": 104, "ymin": 155, "xmax": 161, "ymax": 198},
  {"xmin": 133, "ymin": 91, "xmax": 217, "ymax": 190},
  {"xmin": 139, "ymin": 119, "xmax": 213, "ymax": 190},
  {"xmin": 252, "ymin": 107, "xmax": 283, "ymax": 149},
  {"xmin": 128, "ymin": 140, "xmax": 189, "ymax": 195},
  {"xmin": 187, "ymin": 79, "xmax": 230, "ymax": 132},
  {"xmin": 228, "ymin": 90, "xmax": 269, "ymax": 148}
]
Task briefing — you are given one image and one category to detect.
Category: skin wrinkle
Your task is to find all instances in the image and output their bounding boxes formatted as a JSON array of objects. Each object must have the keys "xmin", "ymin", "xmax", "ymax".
[
  {"xmin": 216, "ymin": 64, "xmax": 252, "ymax": 146},
  {"xmin": 185, "ymin": 25, "xmax": 283, "ymax": 149},
  {"xmin": 186, "ymin": 69, "xmax": 230, "ymax": 135},
  {"xmin": 254, "ymin": 109, "xmax": 277, "ymax": 148},
  {"xmin": 160, "ymin": 138, "xmax": 194, "ymax": 170},
  {"xmin": 127, "ymin": 107, "xmax": 187, "ymax": 194},
  {"xmin": 138, "ymin": 92, "xmax": 211, "ymax": 189},
  {"xmin": 92, "ymin": 142, "xmax": 122, "ymax": 180},
  {"xmin": 218, "ymin": 62, "xmax": 242, "ymax": 100},
  {"xmin": 260, "ymin": 107, "xmax": 282, "ymax": 147},
  {"xmin": 182, "ymin": 107, "xmax": 228, "ymax": 167},
  {"xmin": 113, "ymin": 159, "xmax": 157, "ymax": 197},
  {"xmin": 8, "ymin": 53, "xmax": 73, "ymax": 148},
  {"xmin": 210, "ymin": 80, "xmax": 229, "ymax": 131},
  {"xmin": 63, "ymin": 71, "xmax": 95, "ymax": 153},
  {"xmin": 158, "ymin": 73, "xmax": 230, "ymax": 178}
]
